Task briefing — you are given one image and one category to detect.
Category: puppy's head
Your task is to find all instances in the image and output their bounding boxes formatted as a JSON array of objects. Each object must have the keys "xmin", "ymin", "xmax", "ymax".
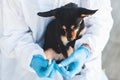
[{"xmin": 38, "ymin": 3, "xmax": 97, "ymax": 45}]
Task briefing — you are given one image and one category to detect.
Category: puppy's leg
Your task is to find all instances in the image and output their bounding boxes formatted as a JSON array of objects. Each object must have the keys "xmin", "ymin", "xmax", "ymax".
[
  {"xmin": 44, "ymin": 48, "xmax": 65, "ymax": 61},
  {"xmin": 67, "ymin": 46, "xmax": 74, "ymax": 56}
]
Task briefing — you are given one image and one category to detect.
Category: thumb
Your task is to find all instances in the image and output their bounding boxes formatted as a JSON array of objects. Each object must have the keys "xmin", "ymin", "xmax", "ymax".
[
  {"xmin": 47, "ymin": 60, "xmax": 56, "ymax": 78},
  {"xmin": 44, "ymin": 60, "xmax": 56, "ymax": 77}
]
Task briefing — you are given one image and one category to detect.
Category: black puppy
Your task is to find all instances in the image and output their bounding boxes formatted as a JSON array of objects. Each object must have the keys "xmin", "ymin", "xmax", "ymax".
[{"xmin": 38, "ymin": 3, "xmax": 97, "ymax": 63}]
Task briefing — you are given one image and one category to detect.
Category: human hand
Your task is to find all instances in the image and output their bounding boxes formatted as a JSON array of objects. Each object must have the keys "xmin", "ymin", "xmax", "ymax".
[
  {"xmin": 57, "ymin": 46, "xmax": 90, "ymax": 79},
  {"xmin": 30, "ymin": 54, "xmax": 56, "ymax": 78}
]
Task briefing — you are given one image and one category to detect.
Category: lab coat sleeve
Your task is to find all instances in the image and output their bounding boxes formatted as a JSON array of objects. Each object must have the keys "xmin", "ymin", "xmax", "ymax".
[
  {"xmin": 1, "ymin": 0, "xmax": 46, "ymax": 71},
  {"xmin": 75, "ymin": 0, "xmax": 113, "ymax": 58}
]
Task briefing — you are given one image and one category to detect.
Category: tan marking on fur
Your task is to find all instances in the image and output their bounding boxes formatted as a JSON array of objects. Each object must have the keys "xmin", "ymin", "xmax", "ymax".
[
  {"xmin": 62, "ymin": 25, "xmax": 67, "ymax": 30},
  {"xmin": 81, "ymin": 14, "xmax": 88, "ymax": 17},
  {"xmin": 79, "ymin": 27, "xmax": 86, "ymax": 36},
  {"xmin": 79, "ymin": 19, "xmax": 83, "ymax": 24},
  {"xmin": 61, "ymin": 36, "xmax": 69, "ymax": 45},
  {"xmin": 62, "ymin": 25, "xmax": 67, "ymax": 36},
  {"xmin": 72, "ymin": 29, "xmax": 78, "ymax": 40},
  {"xmin": 50, "ymin": 16, "xmax": 56, "ymax": 18},
  {"xmin": 81, "ymin": 14, "xmax": 94, "ymax": 17},
  {"xmin": 67, "ymin": 46, "xmax": 73, "ymax": 56},
  {"xmin": 71, "ymin": 25, "xmax": 75, "ymax": 30}
]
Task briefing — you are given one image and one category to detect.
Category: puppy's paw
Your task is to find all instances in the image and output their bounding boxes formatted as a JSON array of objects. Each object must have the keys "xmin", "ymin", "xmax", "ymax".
[
  {"xmin": 45, "ymin": 48, "xmax": 65, "ymax": 61},
  {"xmin": 67, "ymin": 46, "xmax": 73, "ymax": 56}
]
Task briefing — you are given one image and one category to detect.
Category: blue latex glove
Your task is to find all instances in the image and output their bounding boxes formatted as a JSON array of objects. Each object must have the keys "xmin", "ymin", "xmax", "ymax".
[
  {"xmin": 57, "ymin": 46, "xmax": 90, "ymax": 79},
  {"xmin": 30, "ymin": 54, "xmax": 56, "ymax": 78}
]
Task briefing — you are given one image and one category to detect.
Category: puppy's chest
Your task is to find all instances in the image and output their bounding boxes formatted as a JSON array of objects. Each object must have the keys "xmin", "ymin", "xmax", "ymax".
[{"xmin": 44, "ymin": 18, "xmax": 86, "ymax": 62}]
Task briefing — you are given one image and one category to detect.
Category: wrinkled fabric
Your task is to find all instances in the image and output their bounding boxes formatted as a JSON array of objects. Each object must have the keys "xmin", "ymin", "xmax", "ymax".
[{"xmin": 0, "ymin": 0, "xmax": 113, "ymax": 80}]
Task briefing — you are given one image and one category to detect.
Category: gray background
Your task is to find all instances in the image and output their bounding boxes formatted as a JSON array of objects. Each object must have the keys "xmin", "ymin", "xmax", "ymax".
[
  {"xmin": 102, "ymin": 0, "xmax": 120, "ymax": 80},
  {"xmin": 0, "ymin": 0, "xmax": 120, "ymax": 80}
]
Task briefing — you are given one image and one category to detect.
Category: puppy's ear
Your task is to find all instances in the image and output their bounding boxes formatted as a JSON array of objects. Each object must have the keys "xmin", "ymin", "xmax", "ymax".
[
  {"xmin": 63, "ymin": 2, "xmax": 78, "ymax": 8},
  {"xmin": 37, "ymin": 9, "xmax": 57, "ymax": 17},
  {"xmin": 78, "ymin": 8, "xmax": 98, "ymax": 17}
]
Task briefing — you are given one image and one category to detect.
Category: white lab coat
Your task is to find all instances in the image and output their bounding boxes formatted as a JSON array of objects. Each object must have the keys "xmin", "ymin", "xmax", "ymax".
[{"xmin": 0, "ymin": 0, "xmax": 113, "ymax": 80}]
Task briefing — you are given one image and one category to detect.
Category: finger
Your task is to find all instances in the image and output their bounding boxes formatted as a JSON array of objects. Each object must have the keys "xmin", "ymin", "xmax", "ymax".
[
  {"xmin": 58, "ymin": 66, "xmax": 71, "ymax": 77},
  {"xmin": 30, "ymin": 58, "xmax": 48, "ymax": 70},
  {"xmin": 59, "ymin": 66, "xmax": 75, "ymax": 79},
  {"xmin": 70, "ymin": 63, "xmax": 83, "ymax": 76},
  {"xmin": 58, "ymin": 56, "xmax": 73, "ymax": 67},
  {"xmin": 47, "ymin": 69, "xmax": 55, "ymax": 78},
  {"xmin": 47, "ymin": 60, "xmax": 57, "ymax": 78},
  {"xmin": 44, "ymin": 60, "xmax": 56, "ymax": 77},
  {"xmin": 36, "ymin": 60, "xmax": 55, "ymax": 77},
  {"xmin": 68, "ymin": 62, "xmax": 77, "ymax": 71},
  {"xmin": 53, "ymin": 60, "xmax": 59, "ymax": 70},
  {"xmin": 54, "ymin": 63, "xmax": 59, "ymax": 70}
]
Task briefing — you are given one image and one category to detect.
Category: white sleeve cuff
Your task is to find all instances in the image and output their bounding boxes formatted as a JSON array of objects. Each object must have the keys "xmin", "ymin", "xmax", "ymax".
[{"xmin": 74, "ymin": 34, "xmax": 97, "ymax": 59}]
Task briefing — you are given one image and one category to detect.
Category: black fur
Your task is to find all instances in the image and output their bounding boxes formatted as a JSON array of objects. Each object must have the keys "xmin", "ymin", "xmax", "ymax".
[{"xmin": 38, "ymin": 3, "xmax": 97, "ymax": 62}]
